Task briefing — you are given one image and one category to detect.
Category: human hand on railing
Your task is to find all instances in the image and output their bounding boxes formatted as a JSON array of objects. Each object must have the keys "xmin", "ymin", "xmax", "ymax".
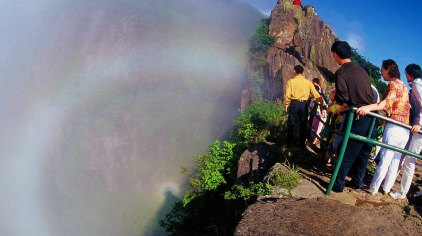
[
  {"xmin": 411, "ymin": 124, "xmax": 421, "ymax": 133},
  {"xmin": 356, "ymin": 105, "xmax": 370, "ymax": 116}
]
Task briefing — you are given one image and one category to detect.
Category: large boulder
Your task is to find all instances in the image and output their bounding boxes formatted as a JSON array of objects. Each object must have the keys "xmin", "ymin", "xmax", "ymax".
[
  {"xmin": 265, "ymin": 1, "xmax": 339, "ymax": 100},
  {"xmin": 236, "ymin": 143, "xmax": 279, "ymax": 184}
]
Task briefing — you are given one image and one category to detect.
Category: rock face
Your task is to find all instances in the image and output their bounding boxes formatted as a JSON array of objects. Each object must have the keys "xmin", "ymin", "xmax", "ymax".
[
  {"xmin": 264, "ymin": 0, "xmax": 339, "ymax": 100},
  {"xmin": 235, "ymin": 197, "xmax": 422, "ymax": 236},
  {"xmin": 236, "ymin": 143, "xmax": 279, "ymax": 184},
  {"xmin": 234, "ymin": 139, "xmax": 422, "ymax": 235}
]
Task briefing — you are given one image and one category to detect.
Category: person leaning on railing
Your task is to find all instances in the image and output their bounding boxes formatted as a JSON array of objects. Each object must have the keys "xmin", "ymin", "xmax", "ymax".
[
  {"xmin": 329, "ymin": 41, "xmax": 375, "ymax": 193},
  {"xmin": 356, "ymin": 59, "xmax": 410, "ymax": 196},
  {"xmin": 388, "ymin": 64, "xmax": 422, "ymax": 199}
]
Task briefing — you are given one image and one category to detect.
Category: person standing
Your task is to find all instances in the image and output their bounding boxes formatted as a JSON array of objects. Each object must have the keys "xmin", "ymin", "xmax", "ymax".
[
  {"xmin": 356, "ymin": 59, "xmax": 410, "ymax": 195},
  {"xmin": 330, "ymin": 41, "xmax": 375, "ymax": 192},
  {"xmin": 389, "ymin": 64, "xmax": 422, "ymax": 199},
  {"xmin": 284, "ymin": 65, "xmax": 321, "ymax": 149},
  {"xmin": 312, "ymin": 78, "xmax": 324, "ymax": 95},
  {"xmin": 309, "ymin": 78, "xmax": 327, "ymax": 145}
]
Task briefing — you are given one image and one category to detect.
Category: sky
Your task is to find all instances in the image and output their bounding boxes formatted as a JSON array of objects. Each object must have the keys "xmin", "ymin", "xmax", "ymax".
[{"xmin": 240, "ymin": 0, "xmax": 422, "ymax": 80}]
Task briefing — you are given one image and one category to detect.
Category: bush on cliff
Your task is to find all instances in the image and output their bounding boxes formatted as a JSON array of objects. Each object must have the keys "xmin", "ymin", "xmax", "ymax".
[
  {"xmin": 160, "ymin": 99, "xmax": 286, "ymax": 235},
  {"xmin": 231, "ymin": 98, "xmax": 286, "ymax": 151},
  {"xmin": 160, "ymin": 15, "xmax": 285, "ymax": 235},
  {"xmin": 181, "ymin": 140, "xmax": 235, "ymax": 206},
  {"xmin": 249, "ymin": 17, "xmax": 276, "ymax": 53}
]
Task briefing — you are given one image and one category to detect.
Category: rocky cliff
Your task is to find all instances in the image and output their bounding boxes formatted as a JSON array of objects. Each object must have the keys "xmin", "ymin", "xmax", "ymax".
[
  {"xmin": 258, "ymin": 0, "xmax": 339, "ymax": 100},
  {"xmin": 235, "ymin": 2, "xmax": 422, "ymax": 235}
]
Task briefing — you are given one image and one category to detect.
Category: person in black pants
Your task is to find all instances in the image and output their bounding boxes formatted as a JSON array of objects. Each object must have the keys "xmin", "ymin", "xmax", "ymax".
[
  {"xmin": 285, "ymin": 65, "xmax": 321, "ymax": 149},
  {"xmin": 329, "ymin": 41, "xmax": 375, "ymax": 192}
]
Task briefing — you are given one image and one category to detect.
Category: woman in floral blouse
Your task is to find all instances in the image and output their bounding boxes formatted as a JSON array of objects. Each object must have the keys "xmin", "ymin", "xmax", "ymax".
[{"xmin": 356, "ymin": 59, "xmax": 410, "ymax": 195}]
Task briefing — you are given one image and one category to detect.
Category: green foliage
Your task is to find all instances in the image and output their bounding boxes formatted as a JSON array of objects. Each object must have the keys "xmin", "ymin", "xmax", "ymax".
[
  {"xmin": 161, "ymin": 99, "xmax": 289, "ymax": 234},
  {"xmin": 249, "ymin": 18, "xmax": 276, "ymax": 53},
  {"xmin": 159, "ymin": 201, "xmax": 189, "ymax": 235},
  {"xmin": 160, "ymin": 192, "xmax": 247, "ymax": 235},
  {"xmin": 294, "ymin": 10, "xmax": 303, "ymax": 23},
  {"xmin": 267, "ymin": 165, "xmax": 300, "ymax": 193},
  {"xmin": 224, "ymin": 182, "xmax": 274, "ymax": 200},
  {"xmin": 351, "ymin": 48, "xmax": 387, "ymax": 95},
  {"xmin": 371, "ymin": 76, "xmax": 387, "ymax": 96},
  {"xmin": 283, "ymin": 1, "xmax": 293, "ymax": 10},
  {"xmin": 231, "ymin": 98, "xmax": 286, "ymax": 147},
  {"xmin": 182, "ymin": 140, "xmax": 235, "ymax": 206}
]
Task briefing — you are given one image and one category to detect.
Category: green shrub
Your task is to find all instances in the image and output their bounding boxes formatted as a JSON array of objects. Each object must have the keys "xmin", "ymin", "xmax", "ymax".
[
  {"xmin": 283, "ymin": 1, "xmax": 293, "ymax": 10},
  {"xmin": 224, "ymin": 182, "xmax": 274, "ymax": 200},
  {"xmin": 267, "ymin": 165, "xmax": 300, "ymax": 193},
  {"xmin": 249, "ymin": 18, "xmax": 276, "ymax": 53},
  {"xmin": 182, "ymin": 140, "xmax": 235, "ymax": 206},
  {"xmin": 231, "ymin": 98, "xmax": 286, "ymax": 146},
  {"xmin": 350, "ymin": 48, "xmax": 387, "ymax": 95},
  {"xmin": 159, "ymin": 201, "xmax": 189, "ymax": 235}
]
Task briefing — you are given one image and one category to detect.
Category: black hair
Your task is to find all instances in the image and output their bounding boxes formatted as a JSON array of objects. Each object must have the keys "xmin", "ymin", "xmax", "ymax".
[
  {"xmin": 331, "ymin": 41, "xmax": 352, "ymax": 59},
  {"xmin": 312, "ymin": 78, "xmax": 320, "ymax": 83},
  {"xmin": 405, "ymin": 64, "xmax": 422, "ymax": 79},
  {"xmin": 294, "ymin": 65, "xmax": 304, "ymax": 74},
  {"xmin": 382, "ymin": 59, "xmax": 400, "ymax": 79}
]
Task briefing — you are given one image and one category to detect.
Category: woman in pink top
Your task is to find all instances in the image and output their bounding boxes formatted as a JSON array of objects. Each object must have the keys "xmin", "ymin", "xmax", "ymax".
[{"xmin": 356, "ymin": 59, "xmax": 410, "ymax": 195}]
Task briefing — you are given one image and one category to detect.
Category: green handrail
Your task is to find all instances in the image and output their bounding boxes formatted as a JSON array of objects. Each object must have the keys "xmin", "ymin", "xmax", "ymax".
[
  {"xmin": 325, "ymin": 107, "xmax": 422, "ymax": 195},
  {"xmin": 326, "ymin": 108, "xmax": 354, "ymax": 195}
]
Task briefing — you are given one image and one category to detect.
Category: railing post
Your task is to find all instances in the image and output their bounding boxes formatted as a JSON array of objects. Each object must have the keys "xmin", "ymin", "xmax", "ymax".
[
  {"xmin": 325, "ymin": 108, "xmax": 355, "ymax": 195},
  {"xmin": 313, "ymin": 102, "xmax": 422, "ymax": 195},
  {"xmin": 367, "ymin": 117, "xmax": 376, "ymax": 138}
]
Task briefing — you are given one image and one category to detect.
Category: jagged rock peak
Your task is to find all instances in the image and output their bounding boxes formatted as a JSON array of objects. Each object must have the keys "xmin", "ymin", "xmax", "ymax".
[{"xmin": 264, "ymin": 0, "xmax": 339, "ymax": 100}]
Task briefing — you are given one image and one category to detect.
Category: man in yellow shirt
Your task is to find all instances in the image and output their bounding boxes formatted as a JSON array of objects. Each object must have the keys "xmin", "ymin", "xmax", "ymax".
[{"xmin": 285, "ymin": 65, "xmax": 322, "ymax": 149}]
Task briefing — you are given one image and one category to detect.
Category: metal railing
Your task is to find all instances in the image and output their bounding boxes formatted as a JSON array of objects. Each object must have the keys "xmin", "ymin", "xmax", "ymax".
[{"xmin": 325, "ymin": 107, "xmax": 422, "ymax": 195}]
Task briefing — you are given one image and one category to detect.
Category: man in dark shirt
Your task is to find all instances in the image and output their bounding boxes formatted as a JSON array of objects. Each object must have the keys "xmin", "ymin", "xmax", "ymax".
[{"xmin": 330, "ymin": 41, "xmax": 374, "ymax": 192}]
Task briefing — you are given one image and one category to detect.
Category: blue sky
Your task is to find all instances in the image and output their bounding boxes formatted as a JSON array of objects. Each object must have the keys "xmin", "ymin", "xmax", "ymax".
[{"xmin": 240, "ymin": 0, "xmax": 422, "ymax": 80}]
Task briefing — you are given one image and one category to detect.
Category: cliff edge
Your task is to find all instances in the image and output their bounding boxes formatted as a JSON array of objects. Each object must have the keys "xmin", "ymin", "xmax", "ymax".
[{"xmin": 234, "ymin": 145, "xmax": 422, "ymax": 235}]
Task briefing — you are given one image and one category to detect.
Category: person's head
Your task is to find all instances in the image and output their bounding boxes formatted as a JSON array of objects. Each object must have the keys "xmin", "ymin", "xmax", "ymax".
[
  {"xmin": 405, "ymin": 63, "xmax": 422, "ymax": 83},
  {"xmin": 331, "ymin": 41, "xmax": 352, "ymax": 60},
  {"xmin": 381, "ymin": 59, "xmax": 400, "ymax": 80},
  {"xmin": 312, "ymin": 77, "xmax": 320, "ymax": 85},
  {"xmin": 294, "ymin": 65, "xmax": 304, "ymax": 74}
]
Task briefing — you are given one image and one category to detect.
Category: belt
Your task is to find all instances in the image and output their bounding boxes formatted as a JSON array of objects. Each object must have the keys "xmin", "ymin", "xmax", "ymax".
[{"xmin": 291, "ymin": 99, "xmax": 308, "ymax": 102}]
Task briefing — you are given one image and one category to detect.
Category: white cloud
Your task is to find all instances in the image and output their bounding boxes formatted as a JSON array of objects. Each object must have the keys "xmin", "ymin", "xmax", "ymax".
[
  {"xmin": 346, "ymin": 32, "xmax": 365, "ymax": 52},
  {"xmin": 261, "ymin": 9, "xmax": 272, "ymax": 16}
]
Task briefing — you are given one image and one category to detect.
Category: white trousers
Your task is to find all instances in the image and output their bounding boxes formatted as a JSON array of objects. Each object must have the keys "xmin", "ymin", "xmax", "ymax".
[
  {"xmin": 370, "ymin": 123, "xmax": 409, "ymax": 193},
  {"xmin": 398, "ymin": 132, "xmax": 422, "ymax": 195}
]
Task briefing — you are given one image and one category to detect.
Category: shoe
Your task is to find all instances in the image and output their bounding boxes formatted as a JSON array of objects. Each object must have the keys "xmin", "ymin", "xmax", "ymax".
[
  {"xmin": 345, "ymin": 181, "xmax": 361, "ymax": 190},
  {"xmin": 331, "ymin": 186, "xmax": 344, "ymax": 193},
  {"xmin": 389, "ymin": 192, "xmax": 406, "ymax": 200},
  {"xmin": 360, "ymin": 184, "xmax": 371, "ymax": 191},
  {"xmin": 361, "ymin": 185, "xmax": 375, "ymax": 195}
]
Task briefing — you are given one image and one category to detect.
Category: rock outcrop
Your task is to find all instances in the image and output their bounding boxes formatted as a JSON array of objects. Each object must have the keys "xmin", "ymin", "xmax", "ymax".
[
  {"xmin": 235, "ymin": 147, "xmax": 422, "ymax": 235},
  {"xmin": 236, "ymin": 142, "xmax": 279, "ymax": 184},
  {"xmin": 264, "ymin": 0, "xmax": 339, "ymax": 100}
]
